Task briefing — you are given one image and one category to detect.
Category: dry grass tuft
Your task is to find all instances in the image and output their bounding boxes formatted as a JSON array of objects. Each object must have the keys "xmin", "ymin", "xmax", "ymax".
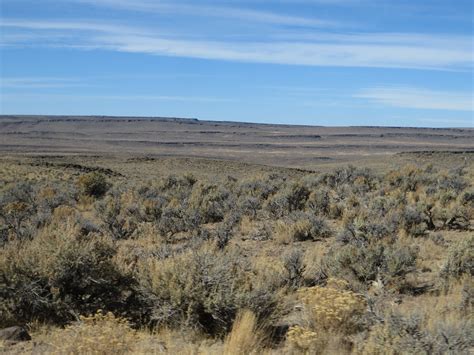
[
  {"xmin": 274, "ymin": 219, "xmax": 312, "ymax": 244},
  {"xmin": 223, "ymin": 309, "xmax": 262, "ymax": 355},
  {"xmin": 46, "ymin": 311, "xmax": 139, "ymax": 354}
]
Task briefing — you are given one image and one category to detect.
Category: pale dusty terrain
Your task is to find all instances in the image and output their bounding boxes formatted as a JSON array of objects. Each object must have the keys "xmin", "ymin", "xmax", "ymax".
[{"xmin": 1, "ymin": 115, "xmax": 472, "ymax": 171}]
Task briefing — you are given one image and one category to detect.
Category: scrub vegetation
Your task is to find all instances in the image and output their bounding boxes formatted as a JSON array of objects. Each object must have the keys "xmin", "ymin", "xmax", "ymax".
[{"xmin": 0, "ymin": 158, "xmax": 473, "ymax": 354}]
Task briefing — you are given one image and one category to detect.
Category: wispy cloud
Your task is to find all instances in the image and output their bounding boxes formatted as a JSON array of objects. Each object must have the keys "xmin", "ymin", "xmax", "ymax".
[
  {"xmin": 1, "ymin": 19, "xmax": 472, "ymax": 71},
  {"xmin": 356, "ymin": 87, "xmax": 474, "ymax": 111},
  {"xmin": 417, "ymin": 117, "xmax": 473, "ymax": 126},
  {"xmin": 417, "ymin": 118, "xmax": 474, "ymax": 128},
  {"xmin": 0, "ymin": 77, "xmax": 87, "ymax": 89},
  {"xmin": 67, "ymin": 0, "xmax": 338, "ymax": 28},
  {"xmin": 271, "ymin": 31, "xmax": 471, "ymax": 48},
  {"xmin": 90, "ymin": 95, "xmax": 234, "ymax": 103},
  {"xmin": 1, "ymin": 93, "xmax": 234, "ymax": 103},
  {"xmin": 261, "ymin": 85, "xmax": 332, "ymax": 94},
  {"xmin": 0, "ymin": 19, "xmax": 146, "ymax": 34}
]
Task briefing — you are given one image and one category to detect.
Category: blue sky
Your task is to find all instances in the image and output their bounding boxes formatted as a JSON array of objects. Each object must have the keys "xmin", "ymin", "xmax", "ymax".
[{"xmin": 0, "ymin": 0, "xmax": 473, "ymax": 127}]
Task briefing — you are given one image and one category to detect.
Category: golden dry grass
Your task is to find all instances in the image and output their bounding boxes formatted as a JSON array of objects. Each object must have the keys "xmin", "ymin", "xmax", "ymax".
[{"xmin": 223, "ymin": 310, "xmax": 262, "ymax": 355}]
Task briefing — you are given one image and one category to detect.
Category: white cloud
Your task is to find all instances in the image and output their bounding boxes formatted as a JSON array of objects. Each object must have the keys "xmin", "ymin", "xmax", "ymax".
[
  {"xmin": 0, "ymin": 19, "xmax": 146, "ymax": 34},
  {"xmin": 67, "ymin": 0, "xmax": 338, "ymax": 28},
  {"xmin": 0, "ymin": 77, "xmax": 85, "ymax": 89},
  {"xmin": 271, "ymin": 31, "xmax": 471, "ymax": 48},
  {"xmin": 356, "ymin": 87, "xmax": 474, "ymax": 111},
  {"xmin": 1, "ymin": 93, "xmax": 234, "ymax": 103},
  {"xmin": 1, "ymin": 19, "xmax": 472, "ymax": 70},
  {"xmin": 91, "ymin": 95, "xmax": 234, "ymax": 102},
  {"xmin": 417, "ymin": 117, "xmax": 473, "ymax": 126}
]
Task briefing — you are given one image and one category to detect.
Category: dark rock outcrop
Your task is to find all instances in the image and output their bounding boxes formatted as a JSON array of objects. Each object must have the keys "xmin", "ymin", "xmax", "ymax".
[{"xmin": 0, "ymin": 326, "xmax": 31, "ymax": 343}]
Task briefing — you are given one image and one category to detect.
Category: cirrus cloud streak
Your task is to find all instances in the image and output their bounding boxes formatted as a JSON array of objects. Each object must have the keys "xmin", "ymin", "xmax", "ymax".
[
  {"xmin": 356, "ymin": 87, "xmax": 474, "ymax": 111},
  {"xmin": 1, "ymin": 19, "xmax": 472, "ymax": 71}
]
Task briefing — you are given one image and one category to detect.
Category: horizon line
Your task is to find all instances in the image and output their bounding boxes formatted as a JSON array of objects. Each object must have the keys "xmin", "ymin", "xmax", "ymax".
[{"xmin": 0, "ymin": 114, "xmax": 472, "ymax": 130}]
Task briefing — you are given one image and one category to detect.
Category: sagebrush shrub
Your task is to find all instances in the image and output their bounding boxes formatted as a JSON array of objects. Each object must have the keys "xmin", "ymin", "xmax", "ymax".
[
  {"xmin": 265, "ymin": 193, "xmax": 290, "ymax": 218},
  {"xmin": 401, "ymin": 206, "xmax": 428, "ymax": 236},
  {"xmin": 136, "ymin": 244, "xmax": 280, "ymax": 335},
  {"xmin": 283, "ymin": 249, "xmax": 306, "ymax": 288},
  {"xmin": 237, "ymin": 176, "xmax": 279, "ymax": 200},
  {"xmin": 441, "ymin": 235, "xmax": 474, "ymax": 279},
  {"xmin": 274, "ymin": 212, "xmax": 332, "ymax": 244},
  {"xmin": 156, "ymin": 206, "xmax": 189, "ymax": 237},
  {"xmin": 237, "ymin": 196, "xmax": 261, "ymax": 219},
  {"xmin": 0, "ymin": 182, "xmax": 37, "ymax": 240},
  {"xmin": 322, "ymin": 241, "xmax": 417, "ymax": 287},
  {"xmin": 385, "ymin": 165, "xmax": 425, "ymax": 192},
  {"xmin": 188, "ymin": 182, "xmax": 232, "ymax": 223},
  {"xmin": 460, "ymin": 190, "xmax": 474, "ymax": 206},
  {"xmin": 306, "ymin": 188, "xmax": 330, "ymax": 216},
  {"xmin": 0, "ymin": 221, "xmax": 136, "ymax": 326},
  {"xmin": 286, "ymin": 183, "xmax": 310, "ymax": 211},
  {"xmin": 77, "ymin": 172, "xmax": 109, "ymax": 197},
  {"xmin": 360, "ymin": 313, "xmax": 433, "ymax": 354},
  {"xmin": 359, "ymin": 313, "xmax": 473, "ymax": 355},
  {"xmin": 95, "ymin": 190, "xmax": 140, "ymax": 239},
  {"xmin": 0, "ymin": 163, "xmax": 472, "ymax": 352}
]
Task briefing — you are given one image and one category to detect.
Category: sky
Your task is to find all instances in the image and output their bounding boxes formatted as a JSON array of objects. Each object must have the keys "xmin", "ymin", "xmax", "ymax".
[{"xmin": 0, "ymin": 0, "xmax": 473, "ymax": 127}]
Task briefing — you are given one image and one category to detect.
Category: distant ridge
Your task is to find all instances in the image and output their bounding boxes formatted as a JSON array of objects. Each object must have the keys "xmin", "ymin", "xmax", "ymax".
[
  {"xmin": 0, "ymin": 114, "xmax": 472, "ymax": 167},
  {"xmin": 3, "ymin": 115, "xmax": 473, "ymax": 130},
  {"xmin": 0, "ymin": 115, "xmax": 200, "ymax": 123}
]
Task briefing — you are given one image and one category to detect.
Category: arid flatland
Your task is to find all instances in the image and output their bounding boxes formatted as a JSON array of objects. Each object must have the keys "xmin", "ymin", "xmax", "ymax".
[{"xmin": 1, "ymin": 115, "xmax": 473, "ymax": 171}]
